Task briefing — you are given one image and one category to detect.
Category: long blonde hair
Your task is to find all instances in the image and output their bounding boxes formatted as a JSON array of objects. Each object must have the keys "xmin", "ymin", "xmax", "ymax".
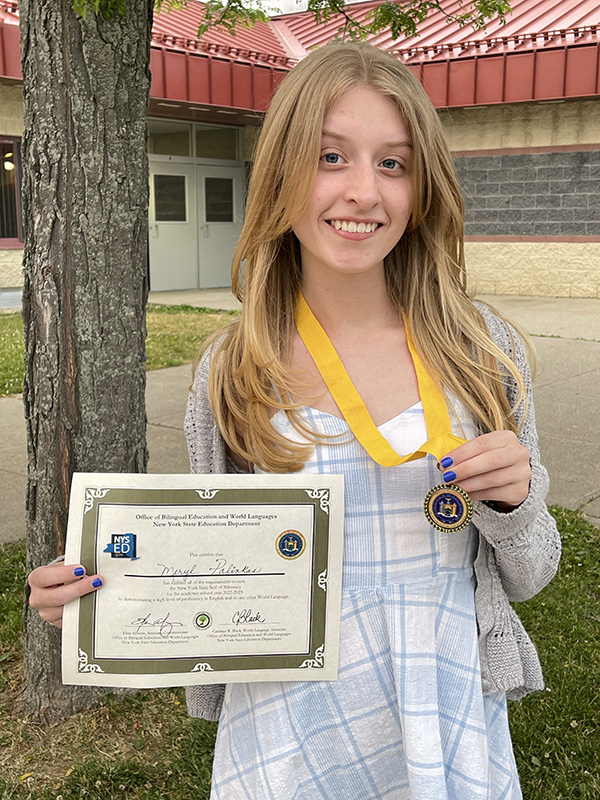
[{"xmin": 202, "ymin": 42, "xmax": 529, "ymax": 472}]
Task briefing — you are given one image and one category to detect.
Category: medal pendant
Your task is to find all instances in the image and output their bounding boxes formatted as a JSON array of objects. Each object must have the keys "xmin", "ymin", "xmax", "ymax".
[{"xmin": 424, "ymin": 483, "xmax": 473, "ymax": 533}]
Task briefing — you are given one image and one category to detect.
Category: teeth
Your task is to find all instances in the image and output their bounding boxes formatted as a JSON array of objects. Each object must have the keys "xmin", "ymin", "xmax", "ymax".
[{"xmin": 330, "ymin": 220, "xmax": 378, "ymax": 233}]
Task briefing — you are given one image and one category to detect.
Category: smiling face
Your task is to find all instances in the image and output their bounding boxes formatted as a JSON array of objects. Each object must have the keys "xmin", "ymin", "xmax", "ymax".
[{"xmin": 292, "ymin": 85, "xmax": 414, "ymax": 287}]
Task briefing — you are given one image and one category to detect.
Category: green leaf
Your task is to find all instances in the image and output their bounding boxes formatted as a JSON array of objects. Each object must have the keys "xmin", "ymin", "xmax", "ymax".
[
  {"xmin": 71, "ymin": 0, "xmax": 127, "ymax": 20},
  {"xmin": 196, "ymin": 0, "xmax": 513, "ymax": 40}
]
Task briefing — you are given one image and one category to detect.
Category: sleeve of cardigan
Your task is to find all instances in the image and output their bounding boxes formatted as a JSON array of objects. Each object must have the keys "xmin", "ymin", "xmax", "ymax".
[
  {"xmin": 471, "ymin": 303, "xmax": 561, "ymax": 602},
  {"xmin": 183, "ymin": 346, "xmax": 227, "ymax": 721},
  {"xmin": 184, "ymin": 346, "xmax": 229, "ymax": 477}
]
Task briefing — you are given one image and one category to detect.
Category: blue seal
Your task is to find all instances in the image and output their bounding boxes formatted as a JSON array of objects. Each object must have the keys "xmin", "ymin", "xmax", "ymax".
[
  {"xmin": 276, "ymin": 530, "xmax": 306, "ymax": 559},
  {"xmin": 424, "ymin": 484, "xmax": 473, "ymax": 532}
]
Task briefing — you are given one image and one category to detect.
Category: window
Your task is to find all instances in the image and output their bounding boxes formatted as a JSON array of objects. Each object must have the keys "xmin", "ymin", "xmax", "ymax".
[
  {"xmin": 154, "ymin": 174, "xmax": 187, "ymax": 222},
  {"xmin": 196, "ymin": 126, "xmax": 239, "ymax": 160},
  {"xmin": 0, "ymin": 139, "xmax": 23, "ymax": 245},
  {"xmin": 147, "ymin": 120, "xmax": 241, "ymax": 161},
  {"xmin": 147, "ymin": 120, "xmax": 192, "ymax": 157},
  {"xmin": 205, "ymin": 178, "xmax": 234, "ymax": 222}
]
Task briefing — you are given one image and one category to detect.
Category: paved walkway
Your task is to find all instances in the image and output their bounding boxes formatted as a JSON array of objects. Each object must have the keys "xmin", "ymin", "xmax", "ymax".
[{"xmin": 1, "ymin": 292, "xmax": 598, "ymax": 544}]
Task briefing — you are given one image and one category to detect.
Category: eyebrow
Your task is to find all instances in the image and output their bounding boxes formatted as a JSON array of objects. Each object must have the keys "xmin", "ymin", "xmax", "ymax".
[{"xmin": 322, "ymin": 129, "xmax": 413, "ymax": 149}]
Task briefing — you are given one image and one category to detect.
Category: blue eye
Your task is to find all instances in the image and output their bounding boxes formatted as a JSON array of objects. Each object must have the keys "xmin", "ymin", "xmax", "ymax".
[
  {"xmin": 322, "ymin": 152, "xmax": 342, "ymax": 164},
  {"xmin": 381, "ymin": 158, "xmax": 401, "ymax": 170}
]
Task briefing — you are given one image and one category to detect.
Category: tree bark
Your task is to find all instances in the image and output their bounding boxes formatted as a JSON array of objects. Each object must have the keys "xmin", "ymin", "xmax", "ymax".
[{"xmin": 19, "ymin": 0, "xmax": 153, "ymax": 722}]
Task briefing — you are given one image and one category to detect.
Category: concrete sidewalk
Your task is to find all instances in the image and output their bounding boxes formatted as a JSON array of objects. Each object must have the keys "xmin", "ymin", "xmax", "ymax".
[
  {"xmin": 479, "ymin": 295, "xmax": 600, "ymax": 523},
  {"xmin": 1, "ymin": 292, "xmax": 599, "ymax": 544}
]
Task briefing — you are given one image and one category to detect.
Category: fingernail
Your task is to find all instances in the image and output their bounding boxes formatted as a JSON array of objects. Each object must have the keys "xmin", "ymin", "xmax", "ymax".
[
  {"xmin": 73, "ymin": 567, "xmax": 85, "ymax": 577},
  {"xmin": 443, "ymin": 470, "xmax": 457, "ymax": 482},
  {"xmin": 92, "ymin": 578, "xmax": 103, "ymax": 588},
  {"xmin": 440, "ymin": 457, "xmax": 453, "ymax": 469}
]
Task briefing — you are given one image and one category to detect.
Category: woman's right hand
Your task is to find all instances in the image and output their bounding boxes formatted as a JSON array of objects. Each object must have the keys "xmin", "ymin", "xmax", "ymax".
[{"xmin": 28, "ymin": 562, "xmax": 104, "ymax": 629}]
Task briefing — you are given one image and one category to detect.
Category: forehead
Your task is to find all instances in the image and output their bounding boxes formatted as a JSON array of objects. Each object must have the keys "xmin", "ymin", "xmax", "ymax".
[{"xmin": 322, "ymin": 86, "xmax": 411, "ymax": 145}]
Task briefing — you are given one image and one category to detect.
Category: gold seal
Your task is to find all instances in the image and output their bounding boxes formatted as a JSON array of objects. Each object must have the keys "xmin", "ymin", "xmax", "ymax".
[{"xmin": 424, "ymin": 484, "xmax": 473, "ymax": 533}]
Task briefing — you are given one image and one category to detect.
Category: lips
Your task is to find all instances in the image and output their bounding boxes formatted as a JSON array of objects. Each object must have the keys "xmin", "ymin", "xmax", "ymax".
[{"xmin": 327, "ymin": 219, "xmax": 381, "ymax": 233}]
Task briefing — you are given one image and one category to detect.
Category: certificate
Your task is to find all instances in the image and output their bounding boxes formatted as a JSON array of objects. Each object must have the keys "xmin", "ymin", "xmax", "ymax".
[{"xmin": 62, "ymin": 473, "xmax": 344, "ymax": 688}]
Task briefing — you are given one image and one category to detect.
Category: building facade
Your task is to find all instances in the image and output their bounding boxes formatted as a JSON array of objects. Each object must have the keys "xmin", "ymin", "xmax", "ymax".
[{"xmin": 1, "ymin": 0, "xmax": 599, "ymax": 305}]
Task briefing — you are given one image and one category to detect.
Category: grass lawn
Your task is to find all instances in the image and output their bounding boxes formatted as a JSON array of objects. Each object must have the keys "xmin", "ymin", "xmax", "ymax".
[
  {"xmin": 0, "ymin": 304, "xmax": 237, "ymax": 397},
  {"xmin": 144, "ymin": 304, "xmax": 237, "ymax": 370},
  {"xmin": 0, "ymin": 508, "xmax": 598, "ymax": 799},
  {"xmin": 0, "ymin": 312, "xmax": 26, "ymax": 396}
]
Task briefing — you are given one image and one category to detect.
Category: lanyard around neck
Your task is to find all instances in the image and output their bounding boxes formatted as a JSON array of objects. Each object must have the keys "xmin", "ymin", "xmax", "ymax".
[{"xmin": 295, "ymin": 292, "xmax": 466, "ymax": 467}]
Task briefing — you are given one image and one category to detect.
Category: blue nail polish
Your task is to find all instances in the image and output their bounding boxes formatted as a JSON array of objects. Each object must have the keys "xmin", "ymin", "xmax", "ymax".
[
  {"xmin": 443, "ymin": 470, "xmax": 457, "ymax": 482},
  {"xmin": 73, "ymin": 567, "xmax": 85, "ymax": 577},
  {"xmin": 440, "ymin": 457, "xmax": 453, "ymax": 469},
  {"xmin": 92, "ymin": 578, "xmax": 103, "ymax": 588}
]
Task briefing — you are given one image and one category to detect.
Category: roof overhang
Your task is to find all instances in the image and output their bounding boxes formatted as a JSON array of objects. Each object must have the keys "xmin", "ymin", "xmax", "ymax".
[
  {"xmin": 148, "ymin": 44, "xmax": 288, "ymax": 123},
  {"xmin": 147, "ymin": 97, "xmax": 263, "ymax": 127},
  {"xmin": 406, "ymin": 41, "xmax": 600, "ymax": 107},
  {"xmin": 2, "ymin": 0, "xmax": 599, "ymax": 112}
]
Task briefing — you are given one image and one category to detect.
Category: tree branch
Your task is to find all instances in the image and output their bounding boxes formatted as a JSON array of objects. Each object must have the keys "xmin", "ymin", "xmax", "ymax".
[{"xmin": 192, "ymin": 0, "xmax": 512, "ymax": 42}]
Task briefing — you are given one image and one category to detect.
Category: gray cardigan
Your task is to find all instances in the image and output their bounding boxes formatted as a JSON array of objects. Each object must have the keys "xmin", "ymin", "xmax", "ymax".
[{"xmin": 183, "ymin": 303, "xmax": 561, "ymax": 721}]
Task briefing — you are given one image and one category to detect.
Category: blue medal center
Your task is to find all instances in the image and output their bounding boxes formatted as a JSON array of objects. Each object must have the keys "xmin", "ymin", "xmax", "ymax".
[{"xmin": 432, "ymin": 492, "xmax": 465, "ymax": 523}]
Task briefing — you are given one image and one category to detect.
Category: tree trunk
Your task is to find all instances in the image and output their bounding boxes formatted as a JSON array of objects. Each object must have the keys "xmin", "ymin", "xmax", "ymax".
[{"xmin": 19, "ymin": 0, "xmax": 153, "ymax": 722}]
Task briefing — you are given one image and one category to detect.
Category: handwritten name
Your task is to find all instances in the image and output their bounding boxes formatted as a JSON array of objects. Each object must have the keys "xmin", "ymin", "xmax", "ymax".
[
  {"xmin": 232, "ymin": 608, "xmax": 266, "ymax": 627},
  {"xmin": 209, "ymin": 558, "xmax": 262, "ymax": 576},
  {"xmin": 157, "ymin": 562, "xmax": 197, "ymax": 580}
]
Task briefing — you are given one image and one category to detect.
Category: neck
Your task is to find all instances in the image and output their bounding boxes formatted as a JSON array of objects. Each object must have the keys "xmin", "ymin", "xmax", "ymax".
[{"xmin": 300, "ymin": 270, "xmax": 399, "ymax": 335}]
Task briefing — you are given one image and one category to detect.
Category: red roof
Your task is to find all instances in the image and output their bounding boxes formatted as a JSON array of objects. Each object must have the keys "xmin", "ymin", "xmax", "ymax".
[
  {"xmin": 2, "ymin": 0, "xmax": 600, "ymax": 109},
  {"xmin": 273, "ymin": 0, "xmax": 600, "ymax": 62},
  {"xmin": 152, "ymin": 0, "xmax": 293, "ymax": 66}
]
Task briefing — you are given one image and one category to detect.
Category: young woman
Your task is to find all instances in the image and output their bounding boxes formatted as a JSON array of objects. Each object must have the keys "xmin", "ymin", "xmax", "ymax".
[{"xmin": 29, "ymin": 42, "xmax": 560, "ymax": 799}]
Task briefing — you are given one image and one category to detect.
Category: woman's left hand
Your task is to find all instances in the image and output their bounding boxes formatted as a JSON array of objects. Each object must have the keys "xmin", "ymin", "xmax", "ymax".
[{"xmin": 439, "ymin": 431, "xmax": 531, "ymax": 511}]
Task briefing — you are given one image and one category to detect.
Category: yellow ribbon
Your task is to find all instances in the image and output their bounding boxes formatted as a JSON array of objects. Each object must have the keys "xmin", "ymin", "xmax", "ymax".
[{"xmin": 295, "ymin": 292, "xmax": 466, "ymax": 467}]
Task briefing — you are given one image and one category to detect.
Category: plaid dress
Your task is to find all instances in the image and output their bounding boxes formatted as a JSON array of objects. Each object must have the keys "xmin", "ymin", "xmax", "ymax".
[{"xmin": 210, "ymin": 404, "xmax": 522, "ymax": 800}]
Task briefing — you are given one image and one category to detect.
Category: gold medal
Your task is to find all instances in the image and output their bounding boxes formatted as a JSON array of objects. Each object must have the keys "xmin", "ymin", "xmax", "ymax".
[{"xmin": 424, "ymin": 483, "xmax": 473, "ymax": 533}]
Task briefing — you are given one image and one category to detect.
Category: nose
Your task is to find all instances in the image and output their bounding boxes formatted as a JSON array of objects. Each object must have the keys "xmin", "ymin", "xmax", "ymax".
[{"xmin": 343, "ymin": 160, "xmax": 381, "ymax": 209}]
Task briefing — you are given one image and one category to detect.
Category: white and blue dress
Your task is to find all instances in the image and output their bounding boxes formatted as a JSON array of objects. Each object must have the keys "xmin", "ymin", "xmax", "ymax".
[{"xmin": 210, "ymin": 403, "xmax": 522, "ymax": 800}]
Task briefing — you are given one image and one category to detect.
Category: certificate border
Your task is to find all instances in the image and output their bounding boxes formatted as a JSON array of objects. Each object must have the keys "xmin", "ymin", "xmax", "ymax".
[
  {"xmin": 93, "ymin": 501, "xmax": 315, "ymax": 663},
  {"xmin": 70, "ymin": 480, "xmax": 340, "ymax": 683}
]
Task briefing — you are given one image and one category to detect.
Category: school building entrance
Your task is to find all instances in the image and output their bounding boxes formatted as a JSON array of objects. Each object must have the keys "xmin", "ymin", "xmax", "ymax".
[{"xmin": 147, "ymin": 120, "xmax": 246, "ymax": 291}]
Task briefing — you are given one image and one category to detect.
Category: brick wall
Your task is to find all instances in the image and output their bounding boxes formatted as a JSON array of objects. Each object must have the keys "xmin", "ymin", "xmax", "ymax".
[
  {"xmin": 440, "ymin": 98, "xmax": 600, "ymax": 297},
  {"xmin": 454, "ymin": 150, "xmax": 600, "ymax": 238}
]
